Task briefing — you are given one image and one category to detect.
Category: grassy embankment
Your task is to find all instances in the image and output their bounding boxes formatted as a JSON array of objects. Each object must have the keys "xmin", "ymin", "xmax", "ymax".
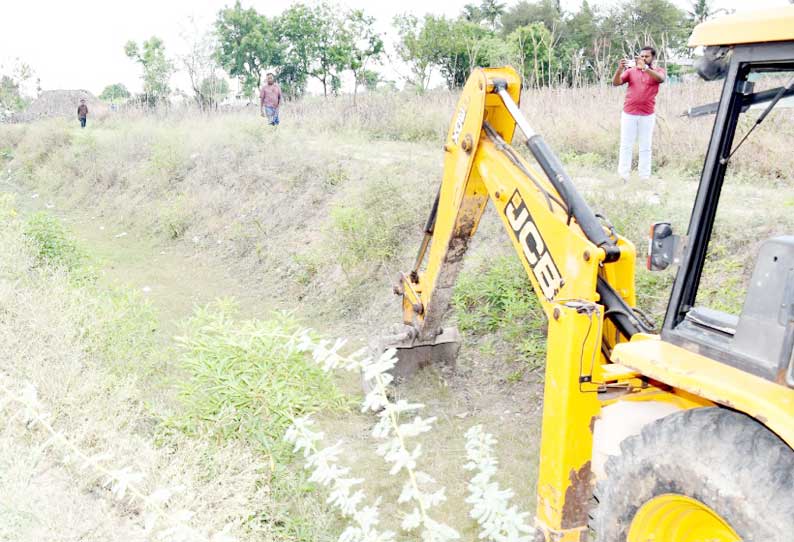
[{"xmin": 1, "ymin": 79, "xmax": 793, "ymax": 541}]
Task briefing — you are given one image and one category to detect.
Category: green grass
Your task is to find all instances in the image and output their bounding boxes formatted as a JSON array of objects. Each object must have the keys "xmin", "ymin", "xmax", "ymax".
[
  {"xmin": 0, "ymin": 146, "xmax": 13, "ymax": 163},
  {"xmin": 695, "ymin": 242, "xmax": 747, "ymax": 315},
  {"xmin": 323, "ymin": 162, "xmax": 349, "ymax": 190},
  {"xmin": 329, "ymin": 179, "xmax": 411, "ymax": 272},
  {"xmin": 166, "ymin": 301, "xmax": 353, "ymax": 541},
  {"xmin": 168, "ymin": 300, "xmax": 350, "ymax": 459},
  {"xmin": 81, "ymin": 285, "xmax": 161, "ymax": 375},
  {"xmin": 148, "ymin": 132, "xmax": 189, "ymax": 184},
  {"xmin": 23, "ymin": 211, "xmax": 86, "ymax": 271},
  {"xmin": 561, "ymin": 150, "xmax": 609, "ymax": 169},
  {"xmin": 159, "ymin": 195, "xmax": 193, "ymax": 240},
  {"xmin": 291, "ymin": 252, "xmax": 322, "ymax": 287},
  {"xmin": 19, "ymin": 210, "xmax": 160, "ymax": 377},
  {"xmin": 452, "ymin": 256, "xmax": 547, "ymax": 370}
]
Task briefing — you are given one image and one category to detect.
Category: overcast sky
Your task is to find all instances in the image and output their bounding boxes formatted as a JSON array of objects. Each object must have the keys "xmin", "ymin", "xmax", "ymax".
[{"xmin": 1, "ymin": 0, "xmax": 790, "ymax": 97}]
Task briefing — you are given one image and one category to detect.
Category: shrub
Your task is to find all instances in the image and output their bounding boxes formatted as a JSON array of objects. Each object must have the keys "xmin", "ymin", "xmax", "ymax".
[
  {"xmin": 23, "ymin": 211, "xmax": 85, "ymax": 271},
  {"xmin": 329, "ymin": 180, "xmax": 411, "ymax": 272},
  {"xmin": 159, "ymin": 196, "xmax": 193, "ymax": 240},
  {"xmin": 148, "ymin": 132, "xmax": 189, "ymax": 185},
  {"xmin": 452, "ymin": 256, "xmax": 546, "ymax": 368},
  {"xmin": 169, "ymin": 301, "xmax": 350, "ymax": 459},
  {"xmin": 286, "ymin": 334, "xmax": 535, "ymax": 542}
]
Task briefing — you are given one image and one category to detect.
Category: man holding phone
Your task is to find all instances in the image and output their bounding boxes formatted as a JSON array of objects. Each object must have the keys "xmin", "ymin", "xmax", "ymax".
[{"xmin": 612, "ymin": 46, "xmax": 666, "ymax": 181}]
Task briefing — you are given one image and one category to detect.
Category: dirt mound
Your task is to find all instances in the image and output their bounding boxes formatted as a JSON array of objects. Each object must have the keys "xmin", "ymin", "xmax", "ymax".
[{"xmin": 15, "ymin": 90, "xmax": 109, "ymax": 123}]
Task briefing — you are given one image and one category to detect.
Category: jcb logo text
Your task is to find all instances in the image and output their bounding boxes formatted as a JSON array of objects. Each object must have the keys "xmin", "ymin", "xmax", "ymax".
[{"xmin": 504, "ymin": 190, "xmax": 563, "ymax": 301}]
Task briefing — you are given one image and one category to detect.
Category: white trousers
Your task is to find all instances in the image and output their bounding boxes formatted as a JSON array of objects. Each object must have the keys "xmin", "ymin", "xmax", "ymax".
[{"xmin": 618, "ymin": 112, "xmax": 656, "ymax": 179}]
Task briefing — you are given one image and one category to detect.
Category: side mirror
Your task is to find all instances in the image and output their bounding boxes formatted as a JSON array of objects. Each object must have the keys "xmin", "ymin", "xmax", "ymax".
[
  {"xmin": 647, "ymin": 222, "xmax": 685, "ymax": 271},
  {"xmin": 695, "ymin": 46, "xmax": 732, "ymax": 82}
]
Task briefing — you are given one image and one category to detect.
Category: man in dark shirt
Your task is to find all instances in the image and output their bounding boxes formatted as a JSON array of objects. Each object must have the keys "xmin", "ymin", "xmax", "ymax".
[{"xmin": 77, "ymin": 99, "xmax": 88, "ymax": 128}]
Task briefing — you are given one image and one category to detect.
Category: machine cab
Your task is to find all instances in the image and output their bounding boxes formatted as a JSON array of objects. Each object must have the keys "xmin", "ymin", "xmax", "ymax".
[{"xmin": 657, "ymin": 41, "xmax": 794, "ymax": 387}]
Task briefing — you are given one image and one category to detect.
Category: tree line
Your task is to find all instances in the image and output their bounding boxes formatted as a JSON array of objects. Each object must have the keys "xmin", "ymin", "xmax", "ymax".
[
  {"xmin": 1, "ymin": 0, "xmax": 742, "ymax": 115},
  {"xmin": 203, "ymin": 0, "xmax": 699, "ymax": 100},
  {"xmin": 395, "ymin": 0, "xmax": 696, "ymax": 91}
]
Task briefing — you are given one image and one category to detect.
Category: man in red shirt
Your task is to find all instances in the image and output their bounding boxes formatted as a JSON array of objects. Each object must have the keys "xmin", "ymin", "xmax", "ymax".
[
  {"xmin": 260, "ymin": 73, "xmax": 282, "ymax": 126},
  {"xmin": 612, "ymin": 46, "xmax": 666, "ymax": 181}
]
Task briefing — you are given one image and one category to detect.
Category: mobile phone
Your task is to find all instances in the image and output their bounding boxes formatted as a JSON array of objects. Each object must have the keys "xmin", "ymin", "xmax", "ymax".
[{"xmin": 625, "ymin": 58, "xmax": 636, "ymax": 68}]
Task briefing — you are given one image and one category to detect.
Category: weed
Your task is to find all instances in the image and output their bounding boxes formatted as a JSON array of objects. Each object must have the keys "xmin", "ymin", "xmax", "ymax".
[
  {"xmin": 329, "ymin": 179, "xmax": 411, "ymax": 272},
  {"xmin": 634, "ymin": 268, "xmax": 675, "ymax": 325},
  {"xmin": 506, "ymin": 369, "xmax": 524, "ymax": 383},
  {"xmin": 0, "ymin": 124, "xmax": 26, "ymax": 154},
  {"xmin": 0, "ymin": 146, "xmax": 13, "ymax": 163},
  {"xmin": 696, "ymin": 242, "xmax": 747, "ymax": 315},
  {"xmin": 11, "ymin": 119, "xmax": 73, "ymax": 179},
  {"xmin": 81, "ymin": 286, "xmax": 160, "ymax": 376},
  {"xmin": 452, "ymin": 256, "xmax": 546, "ymax": 369},
  {"xmin": 23, "ymin": 211, "xmax": 85, "ymax": 271},
  {"xmin": 1, "ymin": 204, "xmax": 276, "ymax": 542},
  {"xmin": 169, "ymin": 300, "xmax": 350, "ymax": 459},
  {"xmin": 160, "ymin": 196, "xmax": 193, "ymax": 240},
  {"xmin": 324, "ymin": 163, "xmax": 349, "ymax": 190},
  {"xmin": 292, "ymin": 252, "xmax": 322, "ymax": 287},
  {"xmin": 561, "ymin": 151, "xmax": 608, "ymax": 169},
  {"xmin": 148, "ymin": 133, "xmax": 189, "ymax": 184}
]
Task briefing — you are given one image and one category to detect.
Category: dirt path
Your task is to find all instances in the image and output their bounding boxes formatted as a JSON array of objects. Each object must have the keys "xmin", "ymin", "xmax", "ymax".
[{"xmin": 4, "ymin": 179, "xmax": 272, "ymax": 329}]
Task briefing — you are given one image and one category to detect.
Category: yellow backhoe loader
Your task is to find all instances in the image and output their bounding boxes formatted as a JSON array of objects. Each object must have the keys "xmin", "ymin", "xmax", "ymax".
[{"xmin": 388, "ymin": 7, "xmax": 794, "ymax": 542}]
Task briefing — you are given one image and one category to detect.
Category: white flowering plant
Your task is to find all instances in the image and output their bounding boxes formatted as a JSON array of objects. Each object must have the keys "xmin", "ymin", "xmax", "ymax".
[
  {"xmin": 0, "ymin": 376, "xmax": 236, "ymax": 542},
  {"xmin": 285, "ymin": 331, "xmax": 536, "ymax": 542}
]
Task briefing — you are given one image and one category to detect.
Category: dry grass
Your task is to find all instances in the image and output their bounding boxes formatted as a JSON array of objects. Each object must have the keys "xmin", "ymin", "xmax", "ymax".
[{"xmin": 0, "ymin": 196, "xmax": 297, "ymax": 542}]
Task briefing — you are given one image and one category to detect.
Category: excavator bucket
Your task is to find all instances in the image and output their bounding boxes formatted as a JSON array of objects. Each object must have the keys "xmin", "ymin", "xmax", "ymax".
[{"xmin": 376, "ymin": 326, "xmax": 461, "ymax": 380}]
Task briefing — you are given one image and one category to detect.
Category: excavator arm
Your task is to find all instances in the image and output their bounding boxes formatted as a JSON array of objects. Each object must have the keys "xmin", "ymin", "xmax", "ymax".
[
  {"xmin": 391, "ymin": 67, "xmax": 650, "ymax": 541},
  {"xmin": 397, "ymin": 67, "xmax": 643, "ymax": 348}
]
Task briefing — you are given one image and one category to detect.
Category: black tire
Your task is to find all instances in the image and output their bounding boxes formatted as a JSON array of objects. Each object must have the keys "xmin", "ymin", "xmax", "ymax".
[{"xmin": 591, "ymin": 407, "xmax": 794, "ymax": 542}]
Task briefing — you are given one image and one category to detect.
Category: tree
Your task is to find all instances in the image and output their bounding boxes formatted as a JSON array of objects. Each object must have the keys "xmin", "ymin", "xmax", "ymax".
[
  {"xmin": 124, "ymin": 37, "xmax": 174, "ymax": 107},
  {"xmin": 687, "ymin": 0, "xmax": 727, "ymax": 24},
  {"xmin": 394, "ymin": 14, "xmax": 508, "ymax": 91},
  {"xmin": 181, "ymin": 20, "xmax": 227, "ymax": 111},
  {"xmin": 358, "ymin": 69, "xmax": 380, "ymax": 92},
  {"xmin": 0, "ymin": 76, "xmax": 25, "ymax": 113},
  {"xmin": 393, "ymin": 14, "xmax": 436, "ymax": 92},
  {"xmin": 215, "ymin": 2, "xmax": 283, "ymax": 97},
  {"xmin": 432, "ymin": 18, "xmax": 493, "ymax": 88},
  {"xmin": 461, "ymin": 4, "xmax": 484, "ymax": 24},
  {"xmin": 479, "ymin": 0, "xmax": 506, "ymax": 31},
  {"xmin": 560, "ymin": 0, "xmax": 602, "ymax": 85},
  {"xmin": 346, "ymin": 9, "xmax": 384, "ymax": 104},
  {"xmin": 501, "ymin": 0, "xmax": 564, "ymax": 36},
  {"xmin": 280, "ymin": 3, "xmax": 351, "ymax": 98},
  {"xmin": 199, "ymin": 75, "xmax": 230, "ymax": 110},
  {"xmin": 606, "ymin": 0, "xmax": 690, "ymax": 59},
  {"xmin": 509, "ymin": 23, "xmax": 554, "ymax": 88},
  {"xmin": 0, "ymin": 59, "xmax": 34, "ymax": 113},
  {"xmin": 99, "ymin": 83, "xmax": 130, "ymax": 104},
  {"xmin": 566, "ymin": 0, "xmax": 599, "ymax": 53}
]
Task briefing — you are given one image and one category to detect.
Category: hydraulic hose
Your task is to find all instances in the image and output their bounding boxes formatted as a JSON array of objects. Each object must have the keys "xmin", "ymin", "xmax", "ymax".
[{"xmin": 493, "ymin": 82, "xmax": 621, "ymax": 263}]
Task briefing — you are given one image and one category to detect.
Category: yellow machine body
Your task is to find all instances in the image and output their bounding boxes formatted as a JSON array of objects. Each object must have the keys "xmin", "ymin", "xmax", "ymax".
[
  {"xmin": 395, "ymin": 61, "xmax": 794, "ymax": 541},
  {"xmin": 688, "ymin": 5, "xmax": 794, "ymax": 47}
]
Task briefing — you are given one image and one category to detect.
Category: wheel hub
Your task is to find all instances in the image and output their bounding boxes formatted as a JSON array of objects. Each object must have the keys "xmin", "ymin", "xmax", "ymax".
[{"xmin": 628, "ymin": 494, "xmax": 740, "ymax": 542}]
